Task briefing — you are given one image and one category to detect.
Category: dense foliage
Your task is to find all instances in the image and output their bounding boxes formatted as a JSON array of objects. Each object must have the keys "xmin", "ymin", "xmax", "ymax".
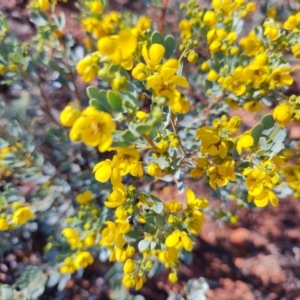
[{"xmin": 0, "ymin": 0, "xmax": 300, "ymax": 298}]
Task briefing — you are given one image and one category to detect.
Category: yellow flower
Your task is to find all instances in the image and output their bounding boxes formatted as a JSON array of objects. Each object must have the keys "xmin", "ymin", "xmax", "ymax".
[
  {"xmin": 263, "ymin": 23, "xmax": 279, "ymax": 41},
  {"xmin": 93, "ymin": 159, "xmax": 115, "ymax": 183},
  {"xmin": 146, "ymin": 60, "xmax": 189, "ymax": 102},
  {"xmin": 283, "ymin": 15, "xmax": 299, "ymax": 31},
  {"xmin": 12, "ymin": 207, "xmax": 34, "ymax": 225},
  {"xmin": 136, "ymin": 16, "xmax": 152, "ymax": 31},
  {"xmin": 266, "ymin": 7, "xmax": 277, "ymax": 19},
  {"xmin": 0, "ymin": 218, "xmax": 9, "ymax": 231},
  {"xmin": 196, "ymin": 126, "xmax": 228, "ymax": 158},
  {"xmin": 200, "ymin": 61, "xmax": 209, "ymax": 71},
  {"xmin": 164, "ymin": 200, "xmax": 183, "ymax": 214},
  {"xmin": 223, "ymin": 67, "xmax": 246, "ymax": 96},
  {"xmin": 292, "ymin": 44, "xmax": 300, "ymax": 58},
  {"xmin": 122, "ymin": 274, "xmax": 135, "ymax": 288},
  {"xmin": 273, "ymin": 103, "xmax": 292, "ymax": 126},
  {"xmin": 76, "ymin": 190, "xmax": 93, "ymax": 205},
  {"xmin": 132, "ymin": 63, "xmax": 148, "ymax": 81},
  {"xmin": 207, "ymin": 69, "xmax": 219, "ymax": 81},
  {"xmin": 104, "ymin": 183, "xmax": 126, "ymax": 208},
  {"xmin": 82, "ymin": 17, "xmax": 107, "ymax": 39},
  {"xmin": 248, "ymin": 189, "xmax": 278, "ymax": 207},
  {"xmin": 185, "ymin": 210, "xmax": 204, "ymax": 235},
  {"xmin": 76, "ymin": 53, "xmax": 99, "ymax": 82},
  {"xmin": 115, "ymin": 206, "xmax": 128, "ymax": 220},
  {"xmin": 186, "ymin": 188, "xmax": 209, "ymax": 210},
  {"xmin": 60, "ymin": 103, "xmax": 81, "ymax": 127},
  {"xmin": 134, "ymin": 275, "xmax": 146, "ymax": 290},
  {"xmin": 60, "ymin": 257, "xmax": 76, "ymax": 274},
  {"xmin": 179, "ymin": 19, "xmax": 192, "ymax": 42},
  {"xmin": 246, "ymin": 2, "xmax": 256, "ymax": 13},
  {"xmin": 38, "ymin": 0, "xmax": 50, "ymax": 11},
  {"xmin": 243, "ymin": 101, "xmax": 263, "ymax": 112},
  {"xmin": 112, "ymin": 148, "xmax": 143, "ymax": 177},
  {"xmin": 100, "ymin": 221, "xmax": 129, "ymax": 255},
  {"xmin": 123, "ymin": 259, "xmax": 136, "ymax": 274},
  {"xmin": 0, "ymin": 64, "xmax": 6, "ymax": 75},
  {"xmin": 165, "ymin": 230, "xmax": 193, "ymax": 251},
  {"xmin": 136, "ymin": 111, "xmax": 148, "ymax": 121},
  {"xmin": 269, "ymin": 67, "xmax": 293, "ymax": 89},
  {"xmin": 70, "ymin": 106, "xmax": 116, "ymax": 152},
  {"xmin": 203, "ymin": 11, "xmax": 217, "ymax": 27},
  {"xmin": 147, "ymin": 162, "xmax": 162, "ymax": 177},
  {"xmin": 187, "ymin": 51, "xmax": 198, "ymax": 64},
  {"xmin": 212, "ymin": 0, "xmax": 239, "ymax": 16},
  {"xmin": 207, "ymin": 159, "xmax": 236, "ymax": 189},
  {"xmin": 62, "ymin": 228, "xmax": 80, "ymax": 249},
  {"xmin": 89, "ymin": 1, "xmax": 103, "ymax": 14},
  {"xmin": 236, "ymin": 134, "xmax": 254, "ymax": 154},
  {"xmin": 142, "ymin": 44, "xmax": 166, "ymax": 70},
  {"xmin": 84, "ymin": 235, "xmax": 95, "ymax": 247},
  {"xmin": 239, "ymin": 31, "xmax": 265, "ymax": 56},
  {"xmin": 111, "ymin": 76, "xmax": 127, "ymax": 91},
  {"xmin": 158, "ymin": 247, "xmax": 178, "ymax": 264},
  {"xmin": 168, "ymin": 272, "xmax": 178, "ymax": 283},
  {"xmin": 74, "ymin": 251, "xmax": 94, "ymax": 269},
  {"xmin": 97, "ymin": 29, "xmax": 137, "ymax": 69}
]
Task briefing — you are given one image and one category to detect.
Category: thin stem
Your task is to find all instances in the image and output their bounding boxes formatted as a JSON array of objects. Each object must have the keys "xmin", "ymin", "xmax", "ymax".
[
  {"xmin": 39, "ymin": 84, "xmax": 61, "ymax": 127},
  {"xmin": 69, "ymin": 69, "xmax": 83, "ymax": 109},
  {"xmin": 171, "ymin": 115, "xmax": 188, "ymax": 157},
  {"xmin": 158, "ymin": 0, "xmax": 169, "ymax": 32},
  {"xmin": 267, "ymin": 126, "xmax": 281, "ymax": 143},
  {"xmin": 142, "ymin": 133, "xmax": 159, "ymax": 151}
]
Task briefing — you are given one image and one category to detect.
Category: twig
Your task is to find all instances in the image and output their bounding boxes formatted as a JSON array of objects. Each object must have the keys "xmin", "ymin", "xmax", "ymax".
[
  {"xmin": 69, "ymin": 69, "xmax": 83, "ymax": 109},
  {"xmin": 39, "ymin": 84, "xmax": 61, "ymax": 127},
  {"xmin": 142, "ymin": 133, "xmax": 159, "ymax": 151},
  {"xmin": 158, "ymin": 0, "xmax": 169, "ymax": 32},
  {"xmin": 171, "ymin": 115, "xmax": 188, "ymax": 157}
]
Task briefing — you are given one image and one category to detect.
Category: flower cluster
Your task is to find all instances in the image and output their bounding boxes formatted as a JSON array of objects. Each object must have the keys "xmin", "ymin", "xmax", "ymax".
[{"xmin": 1, "ymin": 0, "xmax": 300, "ymax": 295}]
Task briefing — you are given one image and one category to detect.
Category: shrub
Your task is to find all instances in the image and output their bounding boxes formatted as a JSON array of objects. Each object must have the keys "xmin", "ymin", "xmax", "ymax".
[{"xmin": 0, "ymin": 0, "xmax": 299, "ymax": 298}]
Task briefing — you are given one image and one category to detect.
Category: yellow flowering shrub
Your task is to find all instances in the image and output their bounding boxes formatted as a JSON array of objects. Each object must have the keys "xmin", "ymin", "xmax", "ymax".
[{"xmin": 1, "ymin": 0, "xmax": 300, "ymax": 297}]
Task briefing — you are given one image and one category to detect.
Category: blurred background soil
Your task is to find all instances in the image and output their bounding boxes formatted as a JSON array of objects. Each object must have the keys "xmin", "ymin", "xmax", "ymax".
[{"xmin": 1, "ymin": 0, "xmax": 300, "ymax": 299}]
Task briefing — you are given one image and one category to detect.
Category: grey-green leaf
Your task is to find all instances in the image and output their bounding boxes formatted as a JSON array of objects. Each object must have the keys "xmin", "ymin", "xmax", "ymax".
[
  {"xmin": 107, "ymin": 90, "xmax": 123, "ymax": 112},
  {"xmin": 164, "ymin": 35, "xmax": 176, "ymax": 59},
  {"xmin": 251, "ymin": 124, "xmax": 264, "ymax": 146},
  {"xmin": 151, "ymin": 32, "xmax": 165, "ymax": 46},
  {"xmin": 138, "ymin": 240, "xmax": 150, "ymax": 252}
]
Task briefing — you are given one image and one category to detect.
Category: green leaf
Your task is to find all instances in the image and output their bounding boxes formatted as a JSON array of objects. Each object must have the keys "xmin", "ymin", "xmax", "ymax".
[
  {"xmin": 238, "ymin": 161, "xmax": 250, "ymax": 168},
  {"xmin": 256, "ymin": 149, "xmax": 266, "ymax": 156},
  {"xmin": 138, "ymin": 240, "xmax": 150, "ymax": 252},
  {"xmin": 135, "ymin": 124, "xmax": 152, "ymax": 134},
  {"xmin": 266, "ymin": 141, "xmax": 285, "ymax": 158},
  {"xmin": 88, "ymin": 88, "xmax": 112, "ymax": 113},
  {"xmin": 152, "ymin": 201, "xmax": 163, "ymax": 214},
  {"xmin": 261, "ymin": 114, "xmax": 275, "ymax": 130},
  {"xmin": 259, "ymin": 137, "xmax": 267, "ymax": 150},
  {"xmin": 151, "ymin": 32, "xmax": 165, "ymax": 46},
  {"xmin": 164, "ymin": 35, "xmax": 176, "ymax": 59},
  {"xmin": 29, "ymin": 11, "xmax": 47, "ymax": 26},
  {"xmin": 107, "ymin": 90, "xmax": 123, "ymax": 112},
  {"xmin": 47, "ymin": 271, "xmax": 61, "ymax": 288},
  {"xmin": 11, "ymin": 53, "xmax": 23, "ymax": 64},
  {"xmin": 86, "ymin": 86, "xmax": 99, "ymax": 99},
  {"xmin": 112, "ymin": 130, "xmax": 137, "ymax": 147},
  {"xmin": 251, "ymin": 124, "xmax": 264, "ymax": 146},
  {"xmin": 0, "ymin": 285, "xmax": 13, "ymax": 300},
  {"xmin": 154, "ymin": 215, "xmax": 164, "ymax": 229},
  {"xmin": 125, "ymin": 230, "xmax": 142, "ymax": 240},
  {"xmin": 272, "ymin": 128, "xmax": 286, "ymax": 143}
]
